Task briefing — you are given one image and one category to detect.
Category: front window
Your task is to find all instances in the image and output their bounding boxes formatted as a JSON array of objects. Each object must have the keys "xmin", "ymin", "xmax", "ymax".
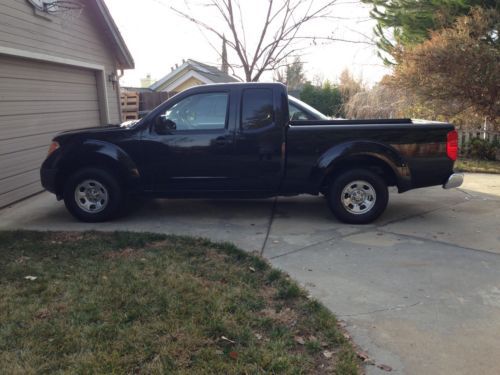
[{"xmin": 159, "ymin": 92, "xmax": 229, "ymax": 131}]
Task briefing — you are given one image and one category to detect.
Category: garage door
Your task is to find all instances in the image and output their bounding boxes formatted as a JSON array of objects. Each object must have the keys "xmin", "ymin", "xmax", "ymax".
[{"xmin": 0, "ymin": 55, "xmax": 101, "ymax": 208}]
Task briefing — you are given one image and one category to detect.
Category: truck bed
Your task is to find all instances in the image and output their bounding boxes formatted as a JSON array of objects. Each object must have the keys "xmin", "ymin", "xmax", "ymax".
[
  {"xmin": 284, "ymin": 120, "xmax": 455, "ymax": 193},
  {"xmin": 290, "ymin": 118, "xmax": 413, "ymax": 125}
]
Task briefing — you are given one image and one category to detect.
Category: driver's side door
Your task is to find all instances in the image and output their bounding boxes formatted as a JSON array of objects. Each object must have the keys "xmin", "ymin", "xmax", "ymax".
[{"xmin": 141, "ymin": 90, "xmax": 236, "ymax": 193}]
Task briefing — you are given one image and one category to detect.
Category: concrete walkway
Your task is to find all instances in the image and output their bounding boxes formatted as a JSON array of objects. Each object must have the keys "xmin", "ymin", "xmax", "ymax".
[{"xmin": 1, "ymin": 173, "xmax": 499, "ymax": 374}]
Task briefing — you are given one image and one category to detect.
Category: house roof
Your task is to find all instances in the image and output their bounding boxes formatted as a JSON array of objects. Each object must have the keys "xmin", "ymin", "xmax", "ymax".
[
  {"xmin": 150, "ymin": 59, "xmax": 238, "ymax": 91},
  {"xmin": 91, "ymin": 0, "xmax": 134, "ymax": 69}
]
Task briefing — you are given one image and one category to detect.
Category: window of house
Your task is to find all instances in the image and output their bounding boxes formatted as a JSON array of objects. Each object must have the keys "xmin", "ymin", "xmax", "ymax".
[{"xmin": 241, "ymin": 89, "xmax": 274, "ymax": 130}]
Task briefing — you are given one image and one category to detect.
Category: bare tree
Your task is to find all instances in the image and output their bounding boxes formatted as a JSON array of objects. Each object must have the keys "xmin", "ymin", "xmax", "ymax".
[
  {"xmin": 345, "ymin": 84, "xmax": 404, "ymax": 119},
  {"xmin": 338, "ymin": 69, "xmax": 364, "ymax": 103},
  {"xmin": 274, "ymin": 57, "xmax": 306, "ymax": 91},
  {"xmin": 172, "ymin": 0, "xmax": 369, "ymax": 82}
]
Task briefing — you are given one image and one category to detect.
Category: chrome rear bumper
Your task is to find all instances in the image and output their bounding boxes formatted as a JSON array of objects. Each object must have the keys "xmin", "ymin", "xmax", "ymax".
[{"xmin": 443, "ymin": 173, "xmax": 464, "ymax": 189}]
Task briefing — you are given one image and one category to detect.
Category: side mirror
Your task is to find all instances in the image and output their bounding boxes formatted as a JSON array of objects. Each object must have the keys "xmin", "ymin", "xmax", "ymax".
[{"xmin": 154, "ymin": 116, "xmax": 176, "ymax": 134}]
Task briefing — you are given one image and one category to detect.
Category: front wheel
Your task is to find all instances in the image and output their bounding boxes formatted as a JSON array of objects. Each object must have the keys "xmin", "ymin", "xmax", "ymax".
[
  {"xmin": 327, "ymin": 169, "xmax": 388, "ymax": 224},
  {"xmin": 63, "ymin": 167, "xmax": 125, "ymax": 222}
]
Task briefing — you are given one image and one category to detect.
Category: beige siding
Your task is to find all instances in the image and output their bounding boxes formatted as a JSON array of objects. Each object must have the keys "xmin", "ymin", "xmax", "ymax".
[
  {"xmin": 0, "ymin": 55, "xmax": 100, "ymax": 207},
  {"xmin": 0, "ymin": 0, "xmax": 121, "ymax": 122},
  {"xmin": 0, "ymin": 0, "xmax": 127, "ymax": 206},
  {"xmin": 172, "ymin": 77, "xmax": 204, "ymax": 93}
]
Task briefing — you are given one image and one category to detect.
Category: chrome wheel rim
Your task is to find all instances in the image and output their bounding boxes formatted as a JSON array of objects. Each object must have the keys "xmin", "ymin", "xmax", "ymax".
[
  {"xmin": 74, "ymin": 179, "xmax": 109, "ymax": 214},
  {"xmin": 341, "ymin": 180, "xmax": 376, "ymax": 215}
]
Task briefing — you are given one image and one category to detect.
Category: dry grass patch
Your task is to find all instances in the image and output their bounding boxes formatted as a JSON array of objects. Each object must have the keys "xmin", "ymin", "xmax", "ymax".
[{"xmin": 0, "ymin": 231, "xmax": 360, "ymax": 374}]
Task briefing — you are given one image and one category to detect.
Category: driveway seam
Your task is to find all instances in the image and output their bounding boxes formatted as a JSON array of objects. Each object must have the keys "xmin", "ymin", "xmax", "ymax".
[
  {"xmin": 260, "ymin": 197, "xmax": 278, "ymax": 256},
  {"xmin": 269, "ymin": 224, "xmax": 499, "ymax": 260},
  {"xmin": 377, "ymin": 228, "xmax": 500, "ymax": 257},
  {"xmin": 268, "ymin": 195, "xmax": 485, "ymax": 260}
]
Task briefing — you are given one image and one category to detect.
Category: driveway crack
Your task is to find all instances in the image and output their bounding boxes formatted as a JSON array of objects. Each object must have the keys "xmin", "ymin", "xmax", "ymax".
[
  {"xmin": 338, "ymin": 301, "xmax": 421, "ymax": 318},
  {"xmin": 268, "ymin": 229, "xmax": 366, "ymax": 260},
  {"xmin": 376, "ymin": 198, "xmax": 473, "ymax": 228},
  {"xmin": 456, "ymin": 188, "xmax": 474, "ymax": 198}
]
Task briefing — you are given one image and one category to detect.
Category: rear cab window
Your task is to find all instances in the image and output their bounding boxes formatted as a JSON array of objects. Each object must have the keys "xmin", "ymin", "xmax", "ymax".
[{"xmin": 241, "ymin": 88, "xmax": 274, "ymax": 130}]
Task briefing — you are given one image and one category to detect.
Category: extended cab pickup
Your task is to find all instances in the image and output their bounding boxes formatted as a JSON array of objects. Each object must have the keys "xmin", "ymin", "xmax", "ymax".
[{"xmin": 40, "ymin": 83, "xmax": 463, "ymax": 223}]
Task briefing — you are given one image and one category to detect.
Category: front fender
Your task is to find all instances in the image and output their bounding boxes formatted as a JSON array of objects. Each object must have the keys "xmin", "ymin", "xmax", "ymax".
[
  {"xmin": 78, "ymin": 140, "xmax": 140, "ymax": 177},
  {"xmin": 49, "ymin": 139, "xmax": 141, "ymax": 194},
  {"xmin": 312, "ymin": 140, "xmax": 412, "ymax": 191}
]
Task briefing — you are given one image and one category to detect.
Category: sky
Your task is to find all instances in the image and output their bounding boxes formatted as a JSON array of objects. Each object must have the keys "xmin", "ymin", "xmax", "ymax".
[{"xmin": 103, "ymin": 0, "xmax": 391, "ymax": 88}]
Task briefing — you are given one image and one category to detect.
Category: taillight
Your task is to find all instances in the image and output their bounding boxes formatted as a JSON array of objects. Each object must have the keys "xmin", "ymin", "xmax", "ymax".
[
  {"xmin": 446, "ymin": 130, "xmax": 458, "ymax": 161},
  {"xmin": 47, "ymin": 141, "xmax": 60, "ymax": 156}
]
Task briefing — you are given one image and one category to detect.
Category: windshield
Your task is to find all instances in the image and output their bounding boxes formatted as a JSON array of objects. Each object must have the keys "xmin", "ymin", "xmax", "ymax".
[{"xmin": 288, "ymin": 96, "xmax": 328, "ymax": 120}]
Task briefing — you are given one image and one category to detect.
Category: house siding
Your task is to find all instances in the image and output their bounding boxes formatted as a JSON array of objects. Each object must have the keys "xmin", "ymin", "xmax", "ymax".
[
  {"xmin": 0, "ymin": 0, "xmax": 126, "ymax": 207},
  {"xmin": 0, "ymin": 54, "xmax": 101, "ymax": 207},
  {"xmin": 0, "ymin": 0, "xmax": 121, "ymax": 122}
]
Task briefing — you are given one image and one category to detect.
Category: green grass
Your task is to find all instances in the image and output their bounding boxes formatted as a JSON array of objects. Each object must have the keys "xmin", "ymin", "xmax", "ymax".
[
  {"xmin": 0, "ymin": 231, "xmax": 359, "ymax": 374},
  {"xmin": 456, "ymin": 158, "xmax": 500, "ymax": 174}
]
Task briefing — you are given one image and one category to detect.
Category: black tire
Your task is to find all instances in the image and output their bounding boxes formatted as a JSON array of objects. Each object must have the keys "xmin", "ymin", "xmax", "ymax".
[
  {"xmin": 63, "ymin": 167, "xmax": 125, "ymax": 222},
  {"xmin": 327, "ymin": 169, "xmax": 388, "ymax": 224}
]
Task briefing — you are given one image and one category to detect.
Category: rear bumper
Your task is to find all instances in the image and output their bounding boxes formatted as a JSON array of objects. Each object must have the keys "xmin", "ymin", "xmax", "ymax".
[{"xmin": 443, "ymin": 173, "xmax": 464, "ymax": 189}]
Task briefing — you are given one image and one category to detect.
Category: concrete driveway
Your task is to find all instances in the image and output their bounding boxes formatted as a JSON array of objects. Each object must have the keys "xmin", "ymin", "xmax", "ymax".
[{"xmin": 1, "ymin": 173, "xmax": 499, "ymax": 374}]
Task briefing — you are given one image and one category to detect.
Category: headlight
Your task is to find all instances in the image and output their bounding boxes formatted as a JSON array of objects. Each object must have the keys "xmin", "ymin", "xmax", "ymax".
[{"xmin": 47, "ymin": 141, "xmax": 60, "ymax": 156}]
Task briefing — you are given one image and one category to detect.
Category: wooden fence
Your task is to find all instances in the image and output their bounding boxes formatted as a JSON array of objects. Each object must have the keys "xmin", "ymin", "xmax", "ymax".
[
  {"xmin": 458, "ymin": 130, "xmax": 500, "ymax": 155},
  {"xmin": 120, "ymin": 92, "xmax": 139, "ymax": 121},
  {"xmin": 139, "ymin": 92, "xmax": 172, "ymax": 112},
  {"xmin": 120, "ymin": 91, "xmax": 172, "ymax": 120}
]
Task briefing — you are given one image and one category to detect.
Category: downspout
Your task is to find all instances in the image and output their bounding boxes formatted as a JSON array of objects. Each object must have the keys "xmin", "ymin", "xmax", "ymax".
[{"xmin": 116, "ymin": 68, "xmax": 124, "ymax": 122}]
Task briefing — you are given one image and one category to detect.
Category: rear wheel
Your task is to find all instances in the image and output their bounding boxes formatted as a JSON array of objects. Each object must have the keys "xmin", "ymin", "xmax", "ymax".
[
  {"xmin": 327, "ymin": 169, "xmax": 388, "ymax": 224},
  {"xmin": 63, "ymin": 167, "xmax": 124, "ymax": 222}
]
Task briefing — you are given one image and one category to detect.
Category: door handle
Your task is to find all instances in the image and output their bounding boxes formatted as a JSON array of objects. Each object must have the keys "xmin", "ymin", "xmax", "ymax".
[{"xmin": 214, "ymin": 136, "xmax": 228, "ymax": 146}]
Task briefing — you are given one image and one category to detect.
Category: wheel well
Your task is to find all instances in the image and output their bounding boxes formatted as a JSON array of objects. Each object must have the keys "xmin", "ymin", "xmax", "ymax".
[
  {"xmin": 320, "ymin": 155, "xmax": 398, "ymax": 194},
  {"xmin": 55, "ymin": 154, "xmax": 128, "ymax": 196}
]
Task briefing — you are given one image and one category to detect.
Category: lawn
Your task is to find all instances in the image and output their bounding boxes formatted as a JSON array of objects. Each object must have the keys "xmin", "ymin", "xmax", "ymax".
[
  {"xmin": 0, "ymin": 231, "xmax": 359, "ymax": 374},
  {"xmin": 456, "ymin": 158, "xmax": 500, "ymax": 174}
]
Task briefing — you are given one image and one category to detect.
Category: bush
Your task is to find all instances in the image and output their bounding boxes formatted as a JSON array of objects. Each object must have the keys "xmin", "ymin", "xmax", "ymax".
[
  {"xmin": 465, "ymin": 138, "xmax": 499, "ymax": 161},
  {"xmin": 300, "ymin": 81, "xmax": 343, "ymax": 117}
]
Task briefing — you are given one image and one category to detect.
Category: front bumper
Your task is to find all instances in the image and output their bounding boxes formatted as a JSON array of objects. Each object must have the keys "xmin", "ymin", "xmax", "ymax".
[
  {"xmin": 40, "ymin": 167, "xmax": 58, "ymax": 194},
  {"xmin": 443, "ymin": 173, "xmax": 464, "ymax": 189}
]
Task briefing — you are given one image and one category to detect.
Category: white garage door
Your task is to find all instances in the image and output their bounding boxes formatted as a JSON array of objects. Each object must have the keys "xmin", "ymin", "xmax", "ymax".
[{"xmin": 0, "ymin": 55, "xmax": 101, "ymax": 207}]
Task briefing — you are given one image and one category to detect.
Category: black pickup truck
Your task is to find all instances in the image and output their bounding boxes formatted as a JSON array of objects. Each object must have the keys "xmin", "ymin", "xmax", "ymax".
[{"xmin": 40, "ymin": 82, "xmax": 463, "ymax": 224}]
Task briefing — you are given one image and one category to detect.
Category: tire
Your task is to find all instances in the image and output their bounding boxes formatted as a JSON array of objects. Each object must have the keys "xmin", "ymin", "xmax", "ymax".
[
  {"xmin": 327, "ymin": 169, "xmax": 388, "ymax": 224},
  {"xmin": 63, "ymin": 167, "xmax": 125, "ymax": 222}
]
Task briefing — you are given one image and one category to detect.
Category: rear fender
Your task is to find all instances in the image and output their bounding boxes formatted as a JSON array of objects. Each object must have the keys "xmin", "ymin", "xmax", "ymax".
[{"xmin": 313, "ymin": 141, "xmax": 412, "ymax": 192}]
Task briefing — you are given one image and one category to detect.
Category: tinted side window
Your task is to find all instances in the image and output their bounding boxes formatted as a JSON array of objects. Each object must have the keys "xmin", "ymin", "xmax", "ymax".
[
  {"xmin": 241, "ymin": 89, "xmax": 274, "ymax": 130},
  {"xmin": 160, "ymin": 92, "xmax": 228, "ymax": 131}
]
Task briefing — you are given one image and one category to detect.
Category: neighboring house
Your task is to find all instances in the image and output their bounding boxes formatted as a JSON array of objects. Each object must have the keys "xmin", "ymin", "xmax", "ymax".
[
  {"xmin": 0, "ymin": 0, "xmax": 134, "ymax": 208},
  {"xmin": 149, "ymin": 59, "xmax": 238, "ymax": 95}
]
